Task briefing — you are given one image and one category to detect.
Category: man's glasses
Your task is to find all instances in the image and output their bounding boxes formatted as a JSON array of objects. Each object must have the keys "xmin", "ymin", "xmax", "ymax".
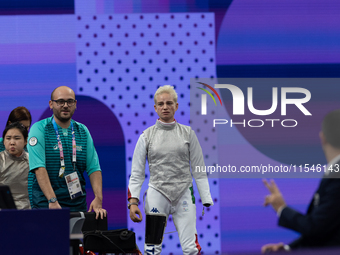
[{"xmin": 52, "ymin": 99, "xmax": 76, "ymax": 107}]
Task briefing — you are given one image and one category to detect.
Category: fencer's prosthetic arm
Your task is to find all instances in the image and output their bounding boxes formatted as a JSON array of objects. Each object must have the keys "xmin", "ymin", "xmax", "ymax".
[{"xmin": 190, "ymin": 130, "xmax": 214, "ymax": 206}]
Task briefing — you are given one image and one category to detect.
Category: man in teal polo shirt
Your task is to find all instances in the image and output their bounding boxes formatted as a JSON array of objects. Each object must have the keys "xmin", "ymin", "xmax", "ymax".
[{"xmin": 28, "ymin": 86, "xmax": 106, "ymax": 219}]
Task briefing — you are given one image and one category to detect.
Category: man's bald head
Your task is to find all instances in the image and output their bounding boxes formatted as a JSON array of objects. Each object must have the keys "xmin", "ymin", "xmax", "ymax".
[
  {"xmin": 51, "ymin": 86, "xmax": 75, "ymax": 100},
  {"xmin": 49, "ymin": 86, "xmax": 77, "ymax": 126}
]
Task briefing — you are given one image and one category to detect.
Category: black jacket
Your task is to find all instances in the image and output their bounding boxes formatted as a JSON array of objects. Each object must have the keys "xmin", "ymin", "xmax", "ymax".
[{"xmin": 279, "ymin": 168, "xmax": 340, "ymax": 249}]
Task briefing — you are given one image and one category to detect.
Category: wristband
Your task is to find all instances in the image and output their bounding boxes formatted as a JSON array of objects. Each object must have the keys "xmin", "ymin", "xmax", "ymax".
[
  {"xmin": 127, "ymin": 202, "xmax": 138, "ymax": 209},
  {"xmin": 48, "ymin": 197, "xmax": 57, "ymax": 203}
]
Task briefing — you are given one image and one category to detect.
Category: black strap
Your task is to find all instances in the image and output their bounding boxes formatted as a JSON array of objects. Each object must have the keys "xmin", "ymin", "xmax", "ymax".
[{"xmin": 85, "ymin": 231, "xmax": 126, "ymax": 253}]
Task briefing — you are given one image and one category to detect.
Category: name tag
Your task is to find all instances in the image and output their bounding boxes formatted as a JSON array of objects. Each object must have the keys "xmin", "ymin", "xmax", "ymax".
[{"xmin": 65, "ymin": 172, "xmax": 83, "ymax": 199}]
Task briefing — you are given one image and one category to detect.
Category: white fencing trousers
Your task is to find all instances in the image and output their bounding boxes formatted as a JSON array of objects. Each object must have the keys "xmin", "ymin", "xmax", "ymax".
[{"xmin": 144, "ymin": 186, "xmax": 201, "ymax": 255}]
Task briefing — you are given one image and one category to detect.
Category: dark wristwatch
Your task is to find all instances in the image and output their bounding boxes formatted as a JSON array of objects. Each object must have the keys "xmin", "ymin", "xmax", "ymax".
[
  {"xmin": 48, "ymin": 197, "xmax": 58, "ymax": 203},
  {"xmin": 127, "ymin": 202, "xmax": 138, "ymax": 209}
]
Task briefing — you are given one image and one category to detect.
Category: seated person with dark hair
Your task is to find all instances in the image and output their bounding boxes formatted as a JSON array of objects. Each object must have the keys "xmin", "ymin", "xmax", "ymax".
[
  {"xmin": 0, "ymin": 106, "xmax": 32, "ymax": 152},
  {"xmin": 0, "ymin": 122, "xmax": 30, "ymax": 209},
  {"xmin": 262, "ymin": 109, "xmax": 340, "ymax": 253}
]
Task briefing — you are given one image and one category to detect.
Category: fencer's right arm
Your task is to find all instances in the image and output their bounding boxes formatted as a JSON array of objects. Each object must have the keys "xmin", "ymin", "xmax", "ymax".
[
  {"xmin": 128, "ymin": 134, "xmax": 147, "ymax": 222},
  {"xmin": 128, "ymin": 134, "xmax": 147, "ymax": 201}
]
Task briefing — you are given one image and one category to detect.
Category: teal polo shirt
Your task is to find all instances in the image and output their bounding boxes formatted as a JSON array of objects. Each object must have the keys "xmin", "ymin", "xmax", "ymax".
[
  {"xmin": 27, "ymin": 116, "xmax": 101, "ymax": 211},
  {"xmin": 0, "ymin": 138, "xmax": 4, "ymax": 152}
]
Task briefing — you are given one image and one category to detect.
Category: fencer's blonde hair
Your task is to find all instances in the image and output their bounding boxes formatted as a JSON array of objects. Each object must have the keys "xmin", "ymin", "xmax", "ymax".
[{"xmin": 154, "ymin": 85, "xmax": 178, "ymax": 104}]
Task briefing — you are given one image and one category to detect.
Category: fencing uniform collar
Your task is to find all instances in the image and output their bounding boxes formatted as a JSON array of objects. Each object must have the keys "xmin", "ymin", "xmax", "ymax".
[{"xmin": 156, "ymin": 119, "xmax": 176, "ymax": 130}]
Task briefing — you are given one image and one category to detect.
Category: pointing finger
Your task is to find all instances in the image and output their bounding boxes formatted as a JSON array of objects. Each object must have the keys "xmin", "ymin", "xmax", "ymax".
[
  {"xmin": 269, "ymin": 179, "xmax": 280, "ymax": 193},
  {"xmin": 262, "ymin": 179, "xmax": 273, "ymax": 192},
  {"xmin": 263, "ymin": 179, "xmax": 280, "ymax": 194}
]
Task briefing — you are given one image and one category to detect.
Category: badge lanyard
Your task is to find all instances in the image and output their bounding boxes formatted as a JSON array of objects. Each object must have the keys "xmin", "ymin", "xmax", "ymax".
[{"xmin": 52, "ymin": 118, "xmax": 76, "ymax": 178}]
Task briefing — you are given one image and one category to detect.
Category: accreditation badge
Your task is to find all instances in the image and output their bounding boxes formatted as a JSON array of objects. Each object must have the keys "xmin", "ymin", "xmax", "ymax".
[{"xmin": 65, "ymin": 172, "xmax": 83, "ymax": 199}]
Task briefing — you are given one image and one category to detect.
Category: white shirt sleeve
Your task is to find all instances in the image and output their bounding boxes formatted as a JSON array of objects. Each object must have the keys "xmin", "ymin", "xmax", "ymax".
[
  {"xmin": 277, "ymin": 205, "xmax": 287, "ymax": 217},
  {"xmin": 128, "ymin": 133, "xmax": 147, "ymax": 201},
  {"xmin": 190, "ymin": 129, "xmax": 214, "ymax": 206}
]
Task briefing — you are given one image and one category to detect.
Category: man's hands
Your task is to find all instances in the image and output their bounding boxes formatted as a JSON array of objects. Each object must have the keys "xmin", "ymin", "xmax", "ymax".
[
  {"xmin": 88, "ymin": 196, "xmax": 107, "ymax": 219},
  {"xmin": 261, "ymin": 181, "xmax": 289, "ymax": 253},
  {"xmin": 261, "ymin": 243, "xmax": 286, "ymax": 253},
  {"xmin": 49, "ymin": 201, "xmax": 62, "ymax": 209},
  {"xmin": 35, "ymin": 167, "xmax": 62, "ymax": 210},
  {"xmin": 263, "ymin": 179, "xmax": 286, "ymax": 212},
  {"xmin": 129, "ymin": 198, "xmax": 142, "ymax": 222},
  {"xmin": 130, "ymin": 205, "xmax": 143, "ymax": 222},
  {"xmin": 88, "ymin": 171, "xmax": 106, "ymax": 219}
]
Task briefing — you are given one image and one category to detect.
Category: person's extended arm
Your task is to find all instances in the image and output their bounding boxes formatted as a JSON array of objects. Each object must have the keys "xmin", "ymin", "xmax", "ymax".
[
  {"xmin": 190, "ymin": 129, "xmax": 214, "ymax": 207},
  {"xmin": 88, "ymin": 171, "xmax": 106, "ymax": 219},
  {"xmin": 263, "ymin": 178, "xmax": 340, "ymax": 248},
  {"xmin": 279, "ymin": 179, "xmax": 340, "ymax": 238},
  {"xmin": 84, "ymin": 126, "xmax": 106, "ymax": 219},
  {"xmin": 35, "ymin": 167, "xmax": 61, "ymax": 209},
  {"xmin": 128, "ymin": 134, "xmax": 147, "ymax": 222}
]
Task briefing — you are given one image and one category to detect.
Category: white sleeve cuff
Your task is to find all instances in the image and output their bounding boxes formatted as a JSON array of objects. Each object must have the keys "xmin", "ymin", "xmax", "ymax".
[
  {"xmin": 277, "ymin": 205, "xmax": 286, "ymax": 217},
  {"xmin": 283, "ymin": 244, "xmax": 291, "ymax": 251}
]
